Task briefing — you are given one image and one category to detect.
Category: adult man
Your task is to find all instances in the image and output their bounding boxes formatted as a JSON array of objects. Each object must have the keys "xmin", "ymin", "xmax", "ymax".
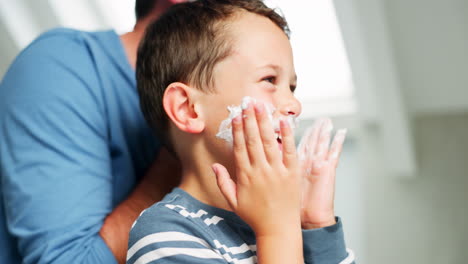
[{"xmin": 0, "ymin": 1, "xmax": 186, "ymax": 263}]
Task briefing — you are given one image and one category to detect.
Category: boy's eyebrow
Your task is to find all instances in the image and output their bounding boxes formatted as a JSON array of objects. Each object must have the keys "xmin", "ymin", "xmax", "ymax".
[{"xmin": 257, "ymin": 63, "xmax": 280, "ymax": 70}]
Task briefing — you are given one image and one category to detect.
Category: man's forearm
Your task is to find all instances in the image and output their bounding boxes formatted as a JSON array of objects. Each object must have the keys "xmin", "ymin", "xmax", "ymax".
[
  {"xmin": 100, "ymin": 149, "xmax": 181, "ymax": 263},
  {"xmin": 99, "ymin": 186, "xmax": 155, "ymax": 263}
]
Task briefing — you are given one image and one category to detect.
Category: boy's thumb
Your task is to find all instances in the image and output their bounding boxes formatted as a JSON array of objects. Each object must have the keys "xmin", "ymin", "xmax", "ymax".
[{"xmin": 212, "ymin": 163, "xmax": 237, "ymax": 210}]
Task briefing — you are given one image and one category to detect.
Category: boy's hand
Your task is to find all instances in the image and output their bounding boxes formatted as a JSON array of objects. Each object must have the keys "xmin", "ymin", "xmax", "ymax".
[
  {"xmin": 212, "ymin": 101, "xmax": 302, "ymax": 236},
  {"xmin": 297, "ymin": 118, "xmax": 347, "ymax": 229}
]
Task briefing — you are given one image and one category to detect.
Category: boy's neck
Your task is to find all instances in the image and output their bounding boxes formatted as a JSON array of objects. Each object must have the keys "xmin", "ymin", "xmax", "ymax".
[{"xmin": 178, "ymin": 153, "xmax": 232, "ymax": 212}]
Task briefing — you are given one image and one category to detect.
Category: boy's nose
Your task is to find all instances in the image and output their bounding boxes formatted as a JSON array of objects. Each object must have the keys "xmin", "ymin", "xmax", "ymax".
[{"xmin": 277, "ymin": 95, "xmax": 302, "ymax": 118}]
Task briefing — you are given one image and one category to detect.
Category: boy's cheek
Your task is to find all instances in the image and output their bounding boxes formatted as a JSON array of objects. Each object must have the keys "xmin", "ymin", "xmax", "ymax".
[{"xmin": 214, "ymin": 96, "xmax": 284, "ymax": 144}]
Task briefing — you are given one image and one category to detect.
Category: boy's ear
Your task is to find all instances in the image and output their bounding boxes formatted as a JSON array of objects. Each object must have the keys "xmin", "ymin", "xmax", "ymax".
[{"xmin": 163, "ymin": 82, "xmax": 205, "ymax": 134}]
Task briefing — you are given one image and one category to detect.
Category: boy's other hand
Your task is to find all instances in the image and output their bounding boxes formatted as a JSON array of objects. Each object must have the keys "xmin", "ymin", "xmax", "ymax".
[
  {"xmin": 212, "ymin": 101, "xmax": 302, "ymax": 236},
  {"xmin": 297, "ymin": 118, "xmax": 347, "ymax": 229}
]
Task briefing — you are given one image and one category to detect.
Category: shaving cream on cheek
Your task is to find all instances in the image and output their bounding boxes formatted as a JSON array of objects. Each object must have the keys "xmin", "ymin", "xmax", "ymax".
[{"xmin": 215, "ymin": 96, "xmax": 298, "ymax": 145}]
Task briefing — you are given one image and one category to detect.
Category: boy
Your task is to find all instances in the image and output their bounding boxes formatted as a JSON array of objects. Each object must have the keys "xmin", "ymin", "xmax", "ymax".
[{"xmin": 127, "ymin": 0, "xmax": 354, "ymax": 263}]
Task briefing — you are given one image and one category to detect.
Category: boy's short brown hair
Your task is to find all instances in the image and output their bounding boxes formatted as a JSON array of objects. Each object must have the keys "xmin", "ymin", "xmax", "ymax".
[{"xmin": 137, "ymin": 0, "xmax": 289, "ymax": 149}]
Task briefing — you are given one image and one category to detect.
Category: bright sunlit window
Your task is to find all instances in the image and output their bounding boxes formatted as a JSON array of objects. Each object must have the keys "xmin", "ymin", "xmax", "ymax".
[
  {"xmin": 94, "ymin": 0, "xmax": 136, "ymax": 34},
  {"xmin": 265, "ymin": 0, "xmax": 356, "ymax": 118},
  {"xmin": 48, "ymin": 0, "xmax": 136, "ymax": 34}
]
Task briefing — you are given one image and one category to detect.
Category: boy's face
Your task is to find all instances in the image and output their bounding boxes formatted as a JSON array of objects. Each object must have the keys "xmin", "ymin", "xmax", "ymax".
[{"xmin": 198, "ymin": 11, "xmax": 301, "ymax": 166}]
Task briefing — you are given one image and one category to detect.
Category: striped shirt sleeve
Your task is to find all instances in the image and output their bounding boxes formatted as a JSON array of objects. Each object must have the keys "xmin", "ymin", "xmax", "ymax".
[{"xmin": 302, "ymin": 217, "xmax": 356, "ymax": 264}]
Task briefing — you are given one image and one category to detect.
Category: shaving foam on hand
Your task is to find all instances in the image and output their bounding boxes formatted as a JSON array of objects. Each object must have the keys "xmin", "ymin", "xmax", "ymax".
[
  {"xmin": 216, "ymin": 96, "xmax": 298, "ymax": 144},
  {"xmin": 296, "ymin": 118, "xmax": 348, "ymax": 162}
]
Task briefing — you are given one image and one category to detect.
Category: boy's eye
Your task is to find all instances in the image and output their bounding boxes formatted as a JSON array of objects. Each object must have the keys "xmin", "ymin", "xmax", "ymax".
[{"xmin": 262, "ymin": 76, "xmax": 276, "ymax": 84}]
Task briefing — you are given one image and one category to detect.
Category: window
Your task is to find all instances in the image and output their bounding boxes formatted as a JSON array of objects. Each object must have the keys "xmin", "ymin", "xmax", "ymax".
[
  {"xmin": 265, "ymin": 0, "xmax": 356, "ymax": 118},
  {"xmin": 48, "ymin": 0, "xmax": 136, "ymax": 34}
]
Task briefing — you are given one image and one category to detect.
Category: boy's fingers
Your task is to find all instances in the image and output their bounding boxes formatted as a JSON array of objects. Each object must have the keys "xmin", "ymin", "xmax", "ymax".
[
  {"xmin": 306, "ymin": 118, "xmax": 325, "ymax": 157},
  {"xmin": 297, "ymin": 119, "xmax": 323, "ymax": 161},
  {"xmin": 212, "ymin": 164, "xmax": 238, "ymax": 210},
  {"xmin": 232, "ymin": 115, "xmax": 250, "ymax": 170},
  {"xmin": 254, "ymin": 102, "xmax": 281, "ymax": 164},
  {"xmin": 242, "ymin": 102, "xmax": 267, "ymax": 165},
  {"xmin": 297, "ymin": 127, "xmax": 312, "ymax": 162},
  {"xmin": 315, "ymin": 118, "xmax": 333, "ymax": 159},
  {"xmin": 280, "ymin": 118, "xmax": 298, "ymax": 168},
  {"xmin": 327, "ymin": 129, "xmax": 347, "ymax": 167}
]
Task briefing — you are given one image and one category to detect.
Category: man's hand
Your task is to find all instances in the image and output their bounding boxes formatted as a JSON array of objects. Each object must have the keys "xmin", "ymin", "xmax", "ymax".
[
  {"xmin": 297, "ymin": 118, "xmax": 347, "ymax": 229},
  {"xmin": 100, "ymin": 148, "xmax": 181, "ymax": 263},
  {"xmin": 212, "ymin": 101, "xmax": 303, "ymax": 264}
]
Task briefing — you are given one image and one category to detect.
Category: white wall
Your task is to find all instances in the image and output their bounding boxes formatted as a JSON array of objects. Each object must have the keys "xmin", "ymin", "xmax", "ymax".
[
  {"xmin": 362, "ymin": 114, "xmax": 468, "ymax": 263},
  {"xmin": 335, "ymin": 138, "xmax": 366, "ymax": 264},
  {"xmin": 0, "ymin": 22, "xmax": 18, "ymax": 78},
  {"xmin": 351, "ymin": 0, "xmax": 468, "ymax": 263},
  {"xmin": 385, "ymin": 0, "xmax": 468, "ymax": 115}
]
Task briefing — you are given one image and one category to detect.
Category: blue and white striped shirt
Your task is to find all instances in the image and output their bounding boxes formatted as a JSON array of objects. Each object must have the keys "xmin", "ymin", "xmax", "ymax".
[{"xmin": 127, "ymin": 188, "xmax": 355, "ymax": 264}]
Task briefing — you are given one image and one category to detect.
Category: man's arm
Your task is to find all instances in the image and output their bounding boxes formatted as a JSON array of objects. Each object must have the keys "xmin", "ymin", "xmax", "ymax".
[
  {"xmin": 0, "ymin": 31, "xmax": 178, "ymax": 264},
  {"xmin": 101, "ymin": 148, "xmax": 180, "ymax": 263}
]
